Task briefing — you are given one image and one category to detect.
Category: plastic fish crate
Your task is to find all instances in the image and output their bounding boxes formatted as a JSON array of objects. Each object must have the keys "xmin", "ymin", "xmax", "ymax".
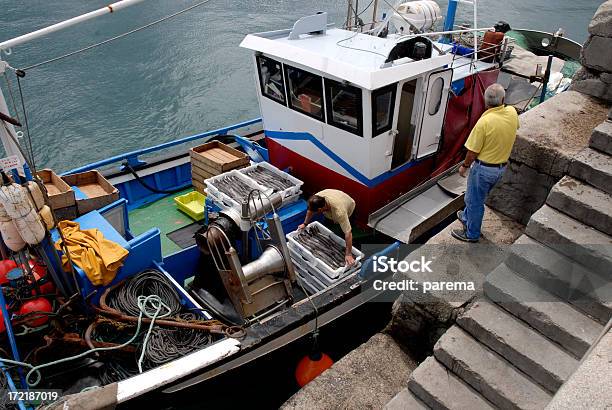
[
  {"xmin": 293, "ymin": 261, "xmax": 326, "ymax": 294},
  {"xmin": 204, "ymin": 169, "xmax": 272, "ymax": 212},
  {"xmin": 286, "ymin": 221, "xmax": 364, "ymax": 280},
  {"xmin": 290, "ymin": 248, "xmax": 351, "ymax": 288},
  {"xmin": 174, "ymin": 191, "xmax": 205, "ymax": 221},
  {"xmin": 239, "ymin": 162, "xmax": 304, "ymax": 200}
]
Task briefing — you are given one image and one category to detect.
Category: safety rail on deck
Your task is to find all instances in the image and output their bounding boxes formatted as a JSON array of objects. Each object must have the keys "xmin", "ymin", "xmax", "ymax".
[{"xmin": 62, "ymin": 117, "xmax": 262, "ymax": 175}]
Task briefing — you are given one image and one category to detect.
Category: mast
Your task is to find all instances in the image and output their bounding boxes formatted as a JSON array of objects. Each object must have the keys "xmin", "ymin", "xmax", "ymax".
[
  {"xmin": 0, "ymin": 0, "xmax": 146, "ymax": 51},
  {"xmin": 0, "ymin": 0, "xmax": 147, "ymax": 168}
]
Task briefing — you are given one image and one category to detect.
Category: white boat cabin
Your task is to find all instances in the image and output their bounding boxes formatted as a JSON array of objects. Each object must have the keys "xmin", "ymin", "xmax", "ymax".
[{"xmin": 240, "ymin": 12, "xmax": 495, "ymax": 184}]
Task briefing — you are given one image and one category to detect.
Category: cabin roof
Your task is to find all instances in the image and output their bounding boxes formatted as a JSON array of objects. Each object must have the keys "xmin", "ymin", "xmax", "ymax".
[{"xmin": 240, "ymin": 28, "xmax": 454, "ymax": 90}]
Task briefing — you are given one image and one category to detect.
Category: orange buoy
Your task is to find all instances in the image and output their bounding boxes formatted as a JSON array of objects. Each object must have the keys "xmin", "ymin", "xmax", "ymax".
[
  {"xmin": 295, "ymin": 331, "xmax": 334, "ymax": 387},
  {"xmin": 295, "ymin": 351, "xmax": 334, "ymax": 387}
]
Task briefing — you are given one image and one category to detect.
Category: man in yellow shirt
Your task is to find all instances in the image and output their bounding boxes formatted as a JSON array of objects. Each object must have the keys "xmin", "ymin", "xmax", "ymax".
[
  {"xmin": 299, "ymin": 189, "xmax": 356, "ymax": 265},
  {"xmin": 452, "ymin": 83, "xmax": 519, "ymax": 242}
]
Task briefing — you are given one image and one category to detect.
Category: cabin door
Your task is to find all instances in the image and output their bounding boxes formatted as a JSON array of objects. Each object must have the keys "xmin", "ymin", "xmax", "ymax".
[
  {"xmin": 391, "ymin": 79, "xmax": 418, "ymax": 169},
  {"xmin": 414, "ymin": 68, "xmax": 453, "ymax": 159}
]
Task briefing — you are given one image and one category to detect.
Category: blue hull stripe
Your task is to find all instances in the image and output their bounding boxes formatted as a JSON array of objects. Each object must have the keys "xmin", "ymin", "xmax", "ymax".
[{"xmin": 265, "ymin": 130, "xmax": 422, "ymax": 188}]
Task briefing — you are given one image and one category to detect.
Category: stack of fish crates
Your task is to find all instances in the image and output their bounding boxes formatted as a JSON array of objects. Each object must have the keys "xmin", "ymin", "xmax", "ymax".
[
  {"xmin": 239, "ymin": 162, "xmax": 303, "ymax": 205},
  {"xmin": 286, "ymin": 221, "xmax": 364, "ymax": 295},
  {"xmin": 204, "ymin": 170, "xmax": 270, "ymax": 214},
  {"xmin": 205, "ymin": 162, "xmax": 303, "ymax": 216}
]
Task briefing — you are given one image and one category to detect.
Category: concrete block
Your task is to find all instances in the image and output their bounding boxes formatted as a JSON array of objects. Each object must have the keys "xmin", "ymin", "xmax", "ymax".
[
  {"xmin": 546, "ymin": 331, "xmax": 612, "ymax": 410},
  {"xmin": 281, "ymin": 333, "xmax": 417, "ymax": 410},
  {"xmin": 581, "ymin": 36, "xmax": 612, "ymax": 73},
  {"xmin": 384, "ymin": 388, "xmax": 429, "ymax": 410},
  {"xmin": 508, "ymin": 235, "xmax": 612, "ymax": 324},
  {"xmin": 509, "ymin": 91, "xmax": 608, "ymax": 176},
  {"xmin": 526, "ymin": 205, "xmax": 612, "ymax": 276},
  {"xmin": 434, "ymin": 326, "xmax": 552, "ymax": 409},
  {"xmin": 588, "ymin": 0, "xmax": 612, "ymax": 37},
  {"xmin": 408, "ymin": 356, "xmax": 494, "ymax": 410},
  {"xmin": 457, "ymin": 299, "xmax": 578, "ymax": 393},
  {"xmin": 488, "ymin": 161, "xmax": 557, "ymax": 225},
  {"xmin": 589, "ymin": 120, "xmax": 612, "ymax": 155},
  {"xmin": 569, "ymin": 147, "xmax": 612, "ymax": 195},
  {"xmin": 484, "ymin": 264, "xmax": 602, "ymax": 358},
  {"xmin": 547, "ymin": 176, "xmax": 612, "ymax": 236}
]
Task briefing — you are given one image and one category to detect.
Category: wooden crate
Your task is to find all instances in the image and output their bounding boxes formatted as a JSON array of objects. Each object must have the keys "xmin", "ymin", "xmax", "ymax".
[
  {"xmin": 192, "ymin": 179, "xmax": 206, "ymax": 195},
  {"xmin": 189, "ymin": 141, "xmax": 249, "ymax": 173},
  {"xmin": 190, "ymin": 141, "xmax": 248, "ymax": 194},
  {"xmin": 61, "ymin": 170, "xmax": 119, "ymax": 215},
  {"xmin": 37, "ymin": 169, "xmax": 76, "ymax": 210}
]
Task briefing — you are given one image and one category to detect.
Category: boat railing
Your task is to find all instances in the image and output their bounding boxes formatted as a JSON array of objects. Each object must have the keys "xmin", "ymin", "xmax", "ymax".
[
  {"xmin": 62, "ymin": 117, "xmax": 263, "ymax": 175},
  {"xmin": 449, "ymin": 36, "xmax": 516, "ymax": 72}
]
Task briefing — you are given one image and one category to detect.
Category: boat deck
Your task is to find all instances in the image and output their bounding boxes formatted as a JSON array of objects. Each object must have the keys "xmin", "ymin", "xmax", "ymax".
[{"xmin": 128, "ymin": 188, "xmax": 200, "ymax": 255}]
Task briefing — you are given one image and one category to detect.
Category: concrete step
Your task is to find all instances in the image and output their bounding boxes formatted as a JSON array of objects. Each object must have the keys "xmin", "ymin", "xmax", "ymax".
[
  {"xmin": 526, "ymin": 205, "xmax": 612, "ymax": 277},
  {"xmin": 507, "ymin": 235, "xmax": 612, "ymax": 324},
  {"xmin": 408, "ymin": 356, "xmax": 494, "ymax": 410},
  {"xmin": 434, "ymin": 326, "xmax": 552, "ymax": 409},
  {"xmin": 589, "ymin": 120, "xmax": 612, "ymax": 155},
  {"xmin": 569, "ymin": 147, "xmax": 612, "ymax": 195},
  {"xmin": 484, "ymin": 264, "xmax": 603, "ymax": 358},
  {"xmin": 547, "ymin": 176, "xmax": 612, "ymax": 236},
  {"xmin": 384, "ymin": 388, "xmax": 430, "ymax": 410},
  {"xmin": 457, "ymin": 299, "xmax": 579, "ymax": 393}
]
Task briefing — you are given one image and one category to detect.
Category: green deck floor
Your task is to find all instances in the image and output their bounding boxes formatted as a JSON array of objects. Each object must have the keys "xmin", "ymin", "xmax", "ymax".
[{"xmin": 128, "ymin": 188, "xmax": 198, "ymax": 255}]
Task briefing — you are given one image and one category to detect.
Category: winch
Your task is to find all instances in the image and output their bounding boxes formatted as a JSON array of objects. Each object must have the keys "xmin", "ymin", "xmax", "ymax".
[{"xmin": 191, "ymin": 189, "xmax": 296, "ymax": 322}]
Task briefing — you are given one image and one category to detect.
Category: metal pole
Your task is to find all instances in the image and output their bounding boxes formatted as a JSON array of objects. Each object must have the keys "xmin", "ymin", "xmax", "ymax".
[
  {"xmin": 0, "ymin": 0, "xmax": 147, "ymax": 51},
  {"xmin": 346, "ymin": 0, "xmax": 354, "ymax": 28},
  {"xmin": 372, "ymin": 0, "xmax": 379, "ymax": 24},
  {"xmin": 443, "ymin": 0, "xmax": 459, "ymax": 32},
  {"xmin": 473, "ymin": 0, "xmax": 478, "ymax": 61},
  {"xmin": 539, "ymin": 55, "xmax": 554, "ymax": 103}
]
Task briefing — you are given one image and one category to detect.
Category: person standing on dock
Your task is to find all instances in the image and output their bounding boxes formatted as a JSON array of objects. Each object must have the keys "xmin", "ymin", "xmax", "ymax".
[
  {"xmin": 299, "ymin": 189, "xmax": 356, "ymax": 266},
  {"xmin": 453, "ymin": 83, "xmax": 519, "ymax": 243}
]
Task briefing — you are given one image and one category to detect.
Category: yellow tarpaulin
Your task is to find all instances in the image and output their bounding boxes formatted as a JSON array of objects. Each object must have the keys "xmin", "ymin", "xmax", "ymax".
[{"xmin": 54, "ymin": 220, "xmax": 129, "ymax": 286}]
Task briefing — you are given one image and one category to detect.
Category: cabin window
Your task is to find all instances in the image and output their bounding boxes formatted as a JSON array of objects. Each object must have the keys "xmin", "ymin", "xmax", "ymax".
[
  {"xmin": 428, "ymin": 77, "xmax": 445, "ymax": 115},
  {"xmin": 325, "ymin": 79, "xmax": 363, "ymax": 136},
  {"xmin": 257, "ymin": 55, "xmax": 286, "ymax": 104},
  {"xmin": 285, "ymin": 65, "xmax": 324, "ymax": 120},
  {"xmin": 372, "ymin": 84, "xmax": 397, "ymax": 136}
]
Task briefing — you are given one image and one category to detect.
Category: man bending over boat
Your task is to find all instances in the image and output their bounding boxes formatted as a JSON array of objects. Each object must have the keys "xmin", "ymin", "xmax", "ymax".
[
  {"xmin": 299, "ymin": 189, "xmax": 356, "ymax": 266},
  {"xmin": 453, "ymin": 83, "xmax": 519, "ymax": 243}
]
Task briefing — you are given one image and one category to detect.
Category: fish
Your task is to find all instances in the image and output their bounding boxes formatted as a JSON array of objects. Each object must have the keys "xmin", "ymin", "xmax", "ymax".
[
  {"xmin": 244, "ymin": 166, "xmax": 295, "ymax": 192},
  {"xmin": 293, "ymin": 225, "xmax": 352, "ymax": 270},
  {"xmin": 213, "ymin": 174, "xmax": 257, "ymax": 202}
]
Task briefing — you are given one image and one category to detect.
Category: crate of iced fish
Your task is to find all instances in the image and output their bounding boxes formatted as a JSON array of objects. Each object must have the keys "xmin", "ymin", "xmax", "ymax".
[
  {"xmin": 239, "ymin": 162, "xmax": 303, "ymax": 202},
  {"xmin": 293, "ymin": 262, "xmax": 327, "ymax": 295},
  {"xmin": 204, "ymin": 169, "xmax": 272, "ymax": 213},
  {"xmin": 286, "ymin": 221, "xmax": 364, "ymax": 284}
]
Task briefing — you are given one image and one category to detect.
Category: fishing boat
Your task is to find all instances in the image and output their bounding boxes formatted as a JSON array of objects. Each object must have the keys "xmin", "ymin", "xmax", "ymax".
[{"xmin": 0, "ymin": 0, "xmax": 583, "ymax": 407}]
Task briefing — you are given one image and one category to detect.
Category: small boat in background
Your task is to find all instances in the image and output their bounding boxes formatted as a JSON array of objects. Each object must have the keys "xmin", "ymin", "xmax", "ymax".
[{"xmin": 0, "ymin": 0, "xmax": 582, "ymax": 407}]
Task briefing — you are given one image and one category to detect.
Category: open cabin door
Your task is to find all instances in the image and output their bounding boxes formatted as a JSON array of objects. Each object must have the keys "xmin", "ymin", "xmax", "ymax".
[{"xmin": 414, "ymin": 68, "xmax": 453, "ymax": 159}]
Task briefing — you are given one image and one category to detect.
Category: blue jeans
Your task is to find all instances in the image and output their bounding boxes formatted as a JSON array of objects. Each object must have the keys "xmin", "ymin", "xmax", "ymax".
[{"xmin": 460, "ymin": 162, "xmax": 505, "ymax": 240}]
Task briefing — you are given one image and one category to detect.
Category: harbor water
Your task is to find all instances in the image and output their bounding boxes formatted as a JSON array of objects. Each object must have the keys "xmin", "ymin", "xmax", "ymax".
[{"xmin": 0, "ymin": 0, "xmax": 602, "ymax": 173}]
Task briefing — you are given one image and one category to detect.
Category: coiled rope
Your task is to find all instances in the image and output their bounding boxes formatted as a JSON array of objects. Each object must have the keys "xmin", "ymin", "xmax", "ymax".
[{"xmin": 0, "ymin": 293, "xmax": 167, "ymax": 386}]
